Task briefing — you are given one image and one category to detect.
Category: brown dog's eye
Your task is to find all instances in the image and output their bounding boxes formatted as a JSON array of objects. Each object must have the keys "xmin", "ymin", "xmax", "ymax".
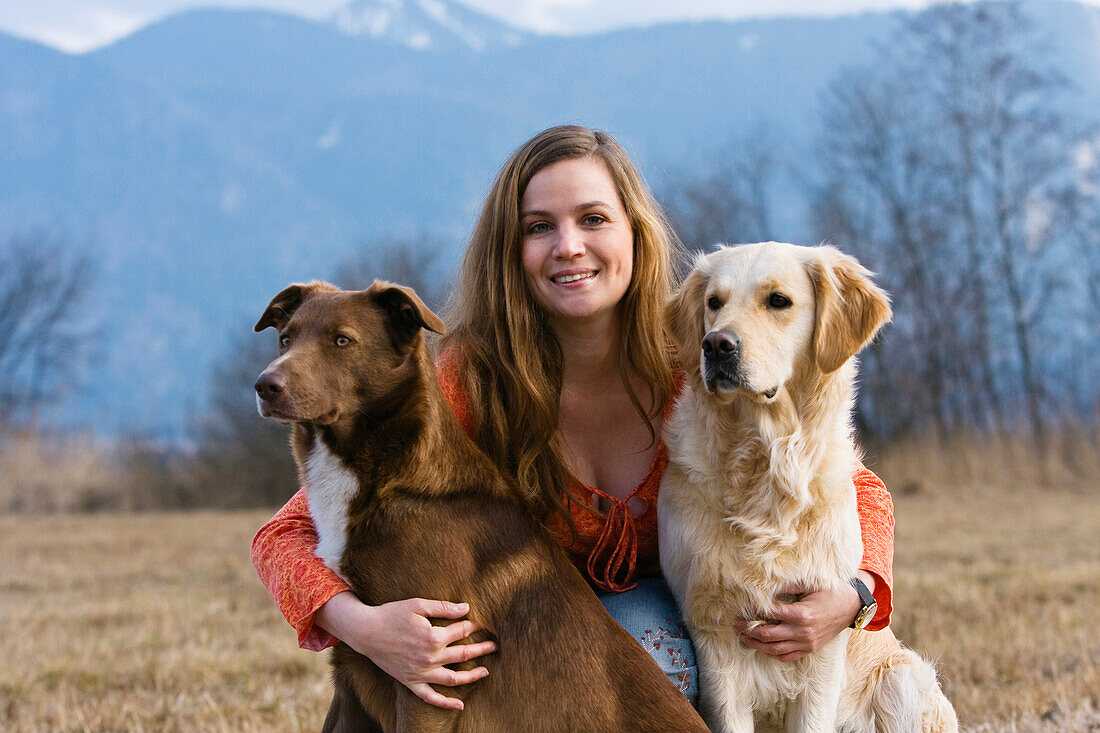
[
  {"xmin": 767, "ymin": 293, "xmax": 792, "ymax": 309},
  {"xmin": 707, "ymin": 296, "xmax": 723, "ymax": 311},
  {"xmin": 279, "ymin": 335, "xmax": 290, "ymax": 347},
  {"xmin": 335, "ymin": 335, "xmax": 351, "ymax": 347}
]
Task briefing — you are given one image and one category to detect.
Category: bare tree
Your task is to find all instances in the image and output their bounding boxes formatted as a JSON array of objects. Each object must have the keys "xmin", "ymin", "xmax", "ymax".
[
  {"xmin": 334, "ymin": 235, "xmax": 455, "ymax": 313},
  {"xmin": 935, "ymin": 4, "xmax": 1070, "ymax": 439},
  {"xmin": 815, "ymin": 60, "xmax": 962, "ymax": 435},
  {"xmin": 179, "ymin": 330, "xmax": 300, "ymax": 508},
  {"xmin": 1060, "ymin": 133, "xmax": 1100, "ymax": 419},
  {"xmin": 0, "ymin": 233, "xmax": 94, "ymax": 431},
  {"xmin": 663, "ymin": 128, "xmax": 784, "ymax": 258},
  {"xmin": 813, "ymin": 2, "xmax": 1085, "ymax": 439}
]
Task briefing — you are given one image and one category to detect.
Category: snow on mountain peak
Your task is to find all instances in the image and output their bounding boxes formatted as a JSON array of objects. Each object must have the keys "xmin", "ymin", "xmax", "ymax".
[{"xmin": 332, "ymin": 0, "xmax": 525, "ymax": 52}]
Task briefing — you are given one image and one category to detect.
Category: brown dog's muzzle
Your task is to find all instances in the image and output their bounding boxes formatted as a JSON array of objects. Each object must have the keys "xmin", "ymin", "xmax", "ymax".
[
  {"xmin": 255, "ymin": 370, "xmax": 287, "ymax": 402},
  {"xmin": 255, "ymin": 367, "xmax": 296, "ymax": 420}
]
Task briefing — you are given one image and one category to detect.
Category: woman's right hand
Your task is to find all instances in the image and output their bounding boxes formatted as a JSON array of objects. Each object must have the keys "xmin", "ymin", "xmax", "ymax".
[{"xmin": 315, "ymin": 591, "xmax": 497, "ymax": 710}]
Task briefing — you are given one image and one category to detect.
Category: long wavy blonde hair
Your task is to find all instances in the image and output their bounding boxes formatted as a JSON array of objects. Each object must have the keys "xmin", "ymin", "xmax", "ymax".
[{"xmin": 442, "ymin": 125, "xmax": 681, "ymax": 522}]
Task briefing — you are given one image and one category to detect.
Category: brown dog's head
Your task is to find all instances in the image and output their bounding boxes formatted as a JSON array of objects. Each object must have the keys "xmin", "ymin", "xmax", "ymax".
[
  {"xmin": 253, "ymin": 280, "xmax": 445, "ymax": 426},
  {"xmin": 668, "ymin": 243, "xmax": 891, "ymax": 403}
]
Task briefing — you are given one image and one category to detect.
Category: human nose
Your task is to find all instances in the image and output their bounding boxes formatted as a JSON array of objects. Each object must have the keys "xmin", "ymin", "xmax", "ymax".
[{"xmin": 551, "ymin": 222, "xmax": 585, "ymax": 259}]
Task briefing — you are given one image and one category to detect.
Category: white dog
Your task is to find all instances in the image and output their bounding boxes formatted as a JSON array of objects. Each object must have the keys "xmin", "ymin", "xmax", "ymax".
[{"xmin": 658, "ymin": 243, "xmax": 957, "ymax": 732}]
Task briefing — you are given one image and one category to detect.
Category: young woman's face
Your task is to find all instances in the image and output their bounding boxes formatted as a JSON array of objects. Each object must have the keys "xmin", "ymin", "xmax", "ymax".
[{"xmin": 519, "ymin": 157, "xmax": 634, "ymax": 331}]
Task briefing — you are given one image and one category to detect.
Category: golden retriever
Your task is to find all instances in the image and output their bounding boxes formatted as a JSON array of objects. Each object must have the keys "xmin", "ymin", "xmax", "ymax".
[{"xmin": 658, "ymin": 243, "xmax": 957, "ymax": 732}]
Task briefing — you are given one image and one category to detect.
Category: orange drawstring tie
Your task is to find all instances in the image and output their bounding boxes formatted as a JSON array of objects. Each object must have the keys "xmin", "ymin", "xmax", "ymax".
[{"xmin": 585, "ymin": 487, "xmax": 647, "ymax": 593}]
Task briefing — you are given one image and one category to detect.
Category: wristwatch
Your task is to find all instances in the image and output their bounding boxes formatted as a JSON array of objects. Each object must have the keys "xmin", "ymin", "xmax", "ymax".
[{"xmin": 849, "ymin": 577, "xmax": 878, "ymax": 630}]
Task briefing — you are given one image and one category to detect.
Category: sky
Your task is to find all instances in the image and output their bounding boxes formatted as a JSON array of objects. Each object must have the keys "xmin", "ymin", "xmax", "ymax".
[{"xmin": 4, "ymin": 0, "xmax": 1099, "ymax": 53}]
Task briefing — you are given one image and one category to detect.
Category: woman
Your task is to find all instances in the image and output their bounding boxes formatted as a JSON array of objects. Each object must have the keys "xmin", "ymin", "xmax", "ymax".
[{"xmin": 251, "ymin": 125, "xmax": 894, "ymax": 711}]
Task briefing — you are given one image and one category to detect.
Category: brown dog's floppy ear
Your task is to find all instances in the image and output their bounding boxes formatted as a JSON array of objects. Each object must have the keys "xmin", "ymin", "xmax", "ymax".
[
  {"xmin": 667, "ymin": 257, "xmax": 711, "ymax": 382},
  {"xmin": 369, "ymin": 281, "xmax": 446, "ymax": 349},
  {"xmin": 807, "ymin": 247, "xmax": 892, "ymax": 374},
  {"xmin": 254, "ymin": 281, "xmax": 336, "ymax": 332}
]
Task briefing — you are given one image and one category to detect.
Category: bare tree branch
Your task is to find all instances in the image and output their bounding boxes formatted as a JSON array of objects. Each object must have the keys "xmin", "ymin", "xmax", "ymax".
[
  {"xmin": 0, "ymin": 233, "xmax": 95, "ymax": 431},
  {"xmin": 811, "ymin": 2, "xmax": 1089, "ymax": 439}
]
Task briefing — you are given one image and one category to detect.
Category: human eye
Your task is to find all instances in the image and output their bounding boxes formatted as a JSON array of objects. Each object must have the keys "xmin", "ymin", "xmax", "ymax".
[
  {"xmin": 526, "ymin": 221, "xmax": 551, "ymax": 235},
  {"xmin": 582, "ymin": 214, "xmax": 606, "ymax": 226}
]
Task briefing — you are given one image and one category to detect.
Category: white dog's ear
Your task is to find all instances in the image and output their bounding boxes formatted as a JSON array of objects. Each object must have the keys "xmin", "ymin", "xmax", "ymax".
[
  {"xmin": 668, "ymin": 263, "xmax": 711, "ymax": 381},
  {"xmin": 807, "ymin": 248, "xmax": 892, "ymax": 374}
]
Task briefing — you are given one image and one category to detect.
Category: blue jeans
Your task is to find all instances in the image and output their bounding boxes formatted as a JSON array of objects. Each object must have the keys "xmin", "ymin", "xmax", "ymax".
[{"xmin": 598, "ymin": 577, "xmax": 698, "ymax": 706}]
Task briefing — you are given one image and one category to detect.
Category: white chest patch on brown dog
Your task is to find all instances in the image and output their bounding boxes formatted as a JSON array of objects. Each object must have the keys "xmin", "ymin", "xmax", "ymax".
[{"xmin": 305, "ymin": 438, "xmax": 358, "ymax": 579}]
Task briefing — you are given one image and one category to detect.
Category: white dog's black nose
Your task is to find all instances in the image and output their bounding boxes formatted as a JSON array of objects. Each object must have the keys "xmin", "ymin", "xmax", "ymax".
[
  {"xmin": 702, "ymin": 330, "xmax": 744, "ymax": 392},
  {"xmin": 702, "ymin": 330, "xmax": 741, "ymax": 361}
]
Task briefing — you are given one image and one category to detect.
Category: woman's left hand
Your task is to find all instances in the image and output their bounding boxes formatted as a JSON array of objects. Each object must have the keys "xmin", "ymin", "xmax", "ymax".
[{"xmin": 734, "ymin": 571, "xmax": 873, "ymax": 662}]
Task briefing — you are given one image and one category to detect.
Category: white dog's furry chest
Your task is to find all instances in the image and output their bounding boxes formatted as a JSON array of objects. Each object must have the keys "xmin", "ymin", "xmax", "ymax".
[
  {"xmin": 660, "ymin": 392, "xmax": 863, "ymax": 610},
  {"xmin": 658, "ymin": 391, "xmax": 864, "ymax": 718}
]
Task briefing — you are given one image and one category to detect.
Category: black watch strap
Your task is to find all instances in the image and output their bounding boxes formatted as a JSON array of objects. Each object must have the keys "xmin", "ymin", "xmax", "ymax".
[{"xmin": 849, "ymin": 576, "xmax": 877, "ymax": 630}]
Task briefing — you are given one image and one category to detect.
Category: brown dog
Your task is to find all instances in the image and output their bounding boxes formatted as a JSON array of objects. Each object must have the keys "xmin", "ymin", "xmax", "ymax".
[{"xmin": 254, "ymin": 280, "xmax": 708, "ymax": 733}]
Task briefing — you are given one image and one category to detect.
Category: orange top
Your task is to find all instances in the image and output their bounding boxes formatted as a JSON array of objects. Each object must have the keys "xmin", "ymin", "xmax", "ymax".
[{"xmin": 251, "ymin": 353, "xmax": 895, "ymax": 651}]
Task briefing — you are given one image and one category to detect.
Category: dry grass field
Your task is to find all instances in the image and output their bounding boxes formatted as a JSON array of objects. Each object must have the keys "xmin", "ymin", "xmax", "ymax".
[{"xmin": 2, "ymin": 452, "xmax": 1098, "ymax": 731}]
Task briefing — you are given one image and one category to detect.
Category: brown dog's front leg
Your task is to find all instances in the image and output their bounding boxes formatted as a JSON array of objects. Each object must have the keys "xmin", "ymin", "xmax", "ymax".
[
  {"xmin": 394, "ymin": 685, "xmax": 462, "ymax": 733},
  {"xmin": 322, "ymin": 673, "xmax": 384, "ymax": 733}
]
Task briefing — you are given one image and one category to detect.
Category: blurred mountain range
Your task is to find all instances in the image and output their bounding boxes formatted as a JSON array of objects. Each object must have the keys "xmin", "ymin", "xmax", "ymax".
[{"xmin": 2, "ymin": 0, "xmax": 1099, "ymax": 437}]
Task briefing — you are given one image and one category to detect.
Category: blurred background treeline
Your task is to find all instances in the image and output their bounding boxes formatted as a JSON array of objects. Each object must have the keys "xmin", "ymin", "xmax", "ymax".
[{"xmin": 2, "ymin": 0, "xmax": 1099, "ymax": 511}]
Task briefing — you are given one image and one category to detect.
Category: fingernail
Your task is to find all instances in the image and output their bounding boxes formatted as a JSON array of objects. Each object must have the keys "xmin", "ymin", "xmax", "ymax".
[{"xmin": 456, "ymin": 603, "xmax": 469, "ymax": 611}]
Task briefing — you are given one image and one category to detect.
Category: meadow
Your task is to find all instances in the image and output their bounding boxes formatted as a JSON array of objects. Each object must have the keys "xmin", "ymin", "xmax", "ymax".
[{"xmin": 1, "ymin": 438, "xmax": 1098, "ymax": 731}]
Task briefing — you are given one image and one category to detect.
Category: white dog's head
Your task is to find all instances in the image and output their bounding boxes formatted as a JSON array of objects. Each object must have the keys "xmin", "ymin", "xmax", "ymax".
[{"xmin": 669, "ymin": 243, "xmax": 892, "ymax": 403}]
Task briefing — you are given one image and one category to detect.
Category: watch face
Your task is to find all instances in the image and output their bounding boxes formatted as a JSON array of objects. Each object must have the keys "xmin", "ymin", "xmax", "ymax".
[{"xmin": 853, "ymin": 602, "xmax": 878, "ymax": 630}]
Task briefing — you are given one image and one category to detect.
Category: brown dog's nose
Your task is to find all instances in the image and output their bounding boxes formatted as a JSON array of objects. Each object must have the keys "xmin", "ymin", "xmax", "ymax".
[
  {"xmin": 702, "ymin": 330, "xmax": 741, "ymax": 360},
  {"xmin": 255, "ymin": 371, "xmax": 287, "ymax": 401}
]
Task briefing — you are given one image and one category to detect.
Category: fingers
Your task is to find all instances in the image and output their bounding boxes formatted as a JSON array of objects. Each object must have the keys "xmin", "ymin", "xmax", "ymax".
[
  {"xmin": 408, "ymin": 665, "xmax": 491, "ymax": 710},
  {"xmin": 416, "ymin": 599, "xmax": 470, "ymax": 619},
  {"xmin": 733, "ymin": 616, "xmax": 772, "ymax": 635},
  {"xmin": 410, "ymin": 683, "xmax": 465, "ymax": 711},
  {"xmin": 434, "ymin": 619, "xmax": 480, "ymax": 646},
  {"xmin": 422, "ymin": 664, "xmax": 490, "ymax": 688},
  {"xmin": 739, "ymin": 632, "xmax": 794, "ymax": 654},
  {"xmin": 437, "ymin": 639, "xmax": 498, "ymax": 666},
  {"xmin": 741, "ymin": 621, "xmax": 794, "ymax": 643},
  {"xmin": 762, "ymin": 602, "xmax": 810, "ymax": 626},
  {"xmin": 738, "ymin": 630, "xmax": 809, "ymax": 661}
]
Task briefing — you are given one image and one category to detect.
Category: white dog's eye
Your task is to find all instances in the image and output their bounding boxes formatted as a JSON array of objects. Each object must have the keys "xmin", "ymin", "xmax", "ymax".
[
  {"xmin": 767, "ymin": 293, "xmax": 792, "ymax": 309},
  {"xmin": 707, "ymin": 295, "xmax": 723, "ymax": 311},
  {"xmin": 279, "ymin": 335, "xmax": 290, "ymax": 347},
  {"xmin": 335, "ymin": 335, "xmax": 351, "ymax": 347}
]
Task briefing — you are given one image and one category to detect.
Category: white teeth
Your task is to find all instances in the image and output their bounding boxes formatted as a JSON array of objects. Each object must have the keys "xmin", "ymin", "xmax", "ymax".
[{"xmin": 552, "ymin": 271, "xmax": 596, "ymax": 284}]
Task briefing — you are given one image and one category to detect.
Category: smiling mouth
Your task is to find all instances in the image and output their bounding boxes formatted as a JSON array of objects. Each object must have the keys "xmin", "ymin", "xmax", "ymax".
[{"xmin": 550, "ymin": 270, "xmax": 598, "ymax": 284}]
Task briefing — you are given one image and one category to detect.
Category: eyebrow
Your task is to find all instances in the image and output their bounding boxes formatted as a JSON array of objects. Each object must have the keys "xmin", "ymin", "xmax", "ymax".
[
  {"xmin": 760, "ymin": 278, "xmax": 788, "ymax": 294},
  {"xmin": 520, "ymin": 201, "xmax": 615, "ymax": 218}
]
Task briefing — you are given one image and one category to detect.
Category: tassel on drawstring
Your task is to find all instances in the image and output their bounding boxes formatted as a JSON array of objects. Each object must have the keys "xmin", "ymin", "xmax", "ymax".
[{"xmin": 585, "ymin": 487, "xmax": 646, "ymax": 592}]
